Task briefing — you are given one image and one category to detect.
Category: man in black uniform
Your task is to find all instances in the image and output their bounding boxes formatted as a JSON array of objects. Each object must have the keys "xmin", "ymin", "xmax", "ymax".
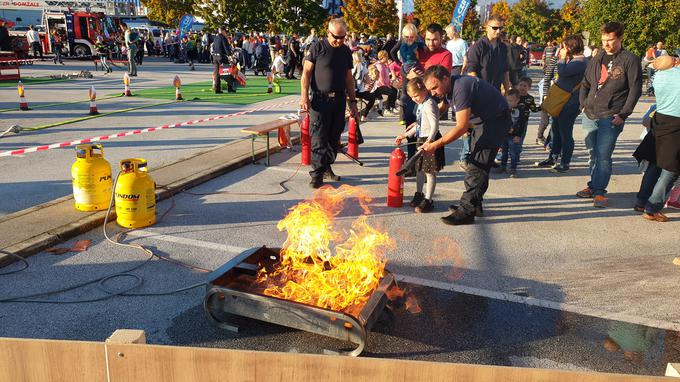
[
  {"xmin": 421, "ymin": 65, "xmax": 510, "ymax": 225},
  {"xmin": 212, "ymin": 27, "xmax": 231, "ymax": 94},
  {"xmin": 300, "ymin": 18, "xmax": 359, "ymax": 189},
  {"xmin": 286, "ymin": 32, "xmax": 301, "ymax": 79}
]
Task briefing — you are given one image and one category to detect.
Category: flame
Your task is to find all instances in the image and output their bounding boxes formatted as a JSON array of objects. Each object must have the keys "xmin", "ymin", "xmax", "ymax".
[
  {"xmin": 173, "ymin": 75, "xmax": 181, "ymax": 89},
  {"xmin": 89, "ymin": 86, "xmax": 96, "ymax": 101},
  {"xmin": 17, "ymin": 81, "xmax": 24, "ymax": 97},
  {"xmin": 123, "ymin": 73, "xmax": 130, "ymax": 86},
  {"xmin": 257, "ymin": 185, "xmax": 394, "ymax": 315}
]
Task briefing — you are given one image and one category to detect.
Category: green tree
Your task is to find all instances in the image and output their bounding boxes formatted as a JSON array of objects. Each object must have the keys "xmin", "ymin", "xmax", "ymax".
[
  {"xmin": 559, "ymin": 0, "xmax": 582, "ymax": 39},
  {"xmin": 342, "ymin": 0, "xmax": 399, "ymax": 36},
  {"xmin": 270, "ymin": 0, "xmax": 328, "ymax": 35},
  {"xmin": 414, "ymin": 0, "xmax": 479, "ymax": 38},
  {"xmin": 490, "ymin": 0, "xmax": 510, "ymax": 21},
  {"xmin": 461, "ymin": 4, "xmax": 481, "ymax": 42},
  {"xmin": 141, "ymin": 0, "xmax": 195, "ymax": 27},
  {"xmin": 506, "ymin": 0, "xmax": 553, "ymax": 44},
  {"xmin": 194, "ymin": 0, "xmax": 267, "ymax": 32}
]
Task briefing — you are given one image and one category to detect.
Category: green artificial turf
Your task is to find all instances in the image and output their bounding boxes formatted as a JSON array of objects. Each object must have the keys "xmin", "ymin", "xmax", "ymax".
[
  {"xmin": 0, "ymin": 77, "xmax": 73, "ymax": 87},
  {"xmin": 133, "ymin": 76, "xmax": 300, "ymax": 105}
]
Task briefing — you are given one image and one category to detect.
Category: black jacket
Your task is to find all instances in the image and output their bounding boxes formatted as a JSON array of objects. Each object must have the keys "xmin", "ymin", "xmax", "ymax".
[
  {"xmin": 212, "ymin": 34, "xmax": 231, "ymax": 56},
  {"xmin": 466, "ymin": 36, "xmax": 509, "ymax": 90},
  {"xmin": 507, "ymin": 42, "xmax": 526, "ymax": 71},
  {"xmin": 579, "ymin": 49, "xmax": 642, "ymax": 120}
]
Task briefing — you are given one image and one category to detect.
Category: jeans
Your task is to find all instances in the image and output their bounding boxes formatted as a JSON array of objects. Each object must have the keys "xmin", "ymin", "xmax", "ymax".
[
  {"xmin": 500, "ymin": 137, "xmax": 523, "ymax": 170},
  {"xmin": 127, "ymin": 45, "xmax": 138, "ymax": 75},
  {"xmin": 550, "ymin": 103, "xmax": 580, "ymax": 166},
  {"xmin": 582, "ymin": 115, "xmax": 624, "ymax": 196},
  {"xmin": 459, "ymin": 131, "xmax": 471, "ymax": 162},
  {"xmin": 100, "ymin": 56, "xmax": 111, "ymax": 72},
  {"xmin": 637, "ymin": 165, "xmax": 680, "ymax": 213}
]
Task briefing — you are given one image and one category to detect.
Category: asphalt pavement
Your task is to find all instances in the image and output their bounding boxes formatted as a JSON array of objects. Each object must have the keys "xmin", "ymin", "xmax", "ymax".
[{"xmin": 0, "ymin": 59, "xmax": 678, "ymax": 377}]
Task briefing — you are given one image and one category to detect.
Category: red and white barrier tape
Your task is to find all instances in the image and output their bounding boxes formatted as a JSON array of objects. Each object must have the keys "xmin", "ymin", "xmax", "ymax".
[{"xmin": 0, "ymin": 99, "xmax": 296, "ymax": 158}]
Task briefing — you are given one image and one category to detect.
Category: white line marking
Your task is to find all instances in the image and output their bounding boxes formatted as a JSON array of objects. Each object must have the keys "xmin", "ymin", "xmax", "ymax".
[
  {"xmin": 126, "ymin": 230, "xmax": 248, "ymax": 254},
  {"xmin": 394, "ymin": 274, "xmax": 680, "ymax": 331}
]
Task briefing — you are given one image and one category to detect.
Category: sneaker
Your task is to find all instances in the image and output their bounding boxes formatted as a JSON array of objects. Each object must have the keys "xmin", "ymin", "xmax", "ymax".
[
  {"xmin": 495, "ymin": 166, "xmax": 507, "ymax": 174},
  {"xmin": 415, "ymin": 198, "xmax": 434, "ymax": 213},
  {"xmin": 535, "ymin": 158, "xmax": 555, "ymax": 168},
  {"xmin": 376, "ymin": 108, "xmax": 384, "ymax": 116},
  {"xmin": 667, "ymin": 199, "xmax": 680, "ymax": 209},
  {"xmin": 323, "ymin": 168, "xmax": 341, "ymax": 181},
  {"xmin": 448, "ymin": 204, "xmax": 484, "ymax": 217},
  {"xmin": 536, "ymin": 137, "xmax": 546, "ymax": 146},
  {"xmin": 509, "ymin": 170, "xmax": 518, "ymax": 178},
  {"xmin": 550, "ymin": 165, "xmax": 570, "ymax": 173},
  {"xmin": 593, "ymin": 195, "xmax": 608, "ymax": 208},
  {"xmin": 441, "ymin": 212, "xmax": 475, "ymax": 226},
  {"xmin": 633, "ymin": 205, "xmax": 645, "ymax": 212},
  {"xmin": 309, "ymin": 177, "xmax": 323, "ymax": 189},
  {"xmin": 642, "ymin": 212, "xmax": 669, "ymax": 222},
  {"xmin": 576, "ymin": 187, "xmax": 594, "ymax": 198},
  {"xmin": 409, "ymin": 192, "xmax": 425, "ymax": 207},
  {"xmin": 360, "ymin": 115, "xmax": 367, "ymax": 122}
]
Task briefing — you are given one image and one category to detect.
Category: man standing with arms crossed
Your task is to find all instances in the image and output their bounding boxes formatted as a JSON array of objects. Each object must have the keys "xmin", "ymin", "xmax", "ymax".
[
  {"xmin": 578, "ymin": 22, "xmax": 642, "ymax": 208},
  {"xmin": 300, "ymin": 18, "xmax": 359, "ymax": 189}
]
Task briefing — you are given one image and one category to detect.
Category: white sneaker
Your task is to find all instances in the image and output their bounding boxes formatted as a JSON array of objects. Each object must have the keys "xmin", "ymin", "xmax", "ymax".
[{"xmin": 360, "ymin": 115, "xmax": 367, "ymax": 122}]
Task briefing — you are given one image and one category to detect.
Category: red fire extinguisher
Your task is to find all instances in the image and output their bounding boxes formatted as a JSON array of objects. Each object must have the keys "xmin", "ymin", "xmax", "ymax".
[
  {"xmin": 347, "ymin": 116, "xmax": 359, "ymax": 158},
  {"xmin": 300, "ymin": 112, "xmax": 311, "ymax": 165},
  {"xmin": 387, "ymin": 147, "xmax": 405, "ymax": 207}
]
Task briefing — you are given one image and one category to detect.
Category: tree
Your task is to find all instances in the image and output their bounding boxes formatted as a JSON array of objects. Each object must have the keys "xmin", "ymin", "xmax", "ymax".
[
  {"xmin": 194, "ymin": 0, "xmax": 268, "ymax": 32},
  {"xmin": 490, "ymin": 0, "xmax": 510, "ymax": 21},
  {"xmin": 270, "ymin": 0, "xmax": 328, "ymax": 35},
  {"xmin": 414, "ymin": 0, "xmax": 479, "ymax": 38},
  {"xmin": 342, "ymin": 0, "xmax": 399, "ymax": 36},
  {"xmin": 559, "ymin": 0, "xmax": 582, "ymax": 39},
  {"xmin": 141, "ymin": 0, "xmax": 195, "ymax": 27},
  {"xmin": 506, "ymin": 0, "xmax": 554, "ymax": 44}
]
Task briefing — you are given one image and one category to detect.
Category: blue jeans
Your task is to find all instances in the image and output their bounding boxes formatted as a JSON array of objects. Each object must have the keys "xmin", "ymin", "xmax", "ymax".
[
  {"xmin": 637, "ymin": 165, "xmax": 680, "ymax": 213},
  {"xmin": 500, "ymin": 136, "xmax": 523, "ymax": 170},
  {"xmin": 550, "ymin": 103, "xmax": 580, "ymax": 166},
  {"xmin": 460, "ymin": 132, "xmax": 471, "ymax": 162},
  {"xmin": 582, "ymin": 116, "xmax": 624, "ymax": 196}
]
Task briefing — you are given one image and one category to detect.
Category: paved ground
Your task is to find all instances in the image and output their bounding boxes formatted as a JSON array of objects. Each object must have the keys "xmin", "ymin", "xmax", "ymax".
[{"xmin": 1, "ymin": 60, "xmax": 679, "ymax": 376}]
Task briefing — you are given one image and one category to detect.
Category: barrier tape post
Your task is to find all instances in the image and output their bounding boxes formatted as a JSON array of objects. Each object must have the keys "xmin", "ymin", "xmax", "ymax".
[{"xmin": 1, "ymin": 100, "xmax": 296, "ymax": 158}]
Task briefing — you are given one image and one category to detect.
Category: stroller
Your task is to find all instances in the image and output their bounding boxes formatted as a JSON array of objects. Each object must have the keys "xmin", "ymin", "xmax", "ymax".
[{"xmin": 253, "ymin": 43, "xmax": 271, "ymax": 76}]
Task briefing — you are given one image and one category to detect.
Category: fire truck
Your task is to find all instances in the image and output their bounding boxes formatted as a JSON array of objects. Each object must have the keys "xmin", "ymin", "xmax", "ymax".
[{"xmin": 42, "ymin": 10, "xmax": 118, "ymax": 57}]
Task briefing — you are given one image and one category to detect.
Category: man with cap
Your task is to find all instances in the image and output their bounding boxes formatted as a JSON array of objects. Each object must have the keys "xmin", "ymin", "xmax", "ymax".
[
  {"xmin": 300, "ymin": 17, "xmax": 360, "ymax": 189},
  {"xmin": 420, "ymin": 65, "xmax": 510, "ymax": 225}
]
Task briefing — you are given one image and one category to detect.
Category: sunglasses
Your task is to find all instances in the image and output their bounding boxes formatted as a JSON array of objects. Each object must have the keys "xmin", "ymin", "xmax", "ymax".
[
  {"xmin": 329, "ymin": 32, "xmax": 346, "ymax": 41},
  {"xmin": 489, "ymin": 26, "xmax": 504, "ymax": 31}
]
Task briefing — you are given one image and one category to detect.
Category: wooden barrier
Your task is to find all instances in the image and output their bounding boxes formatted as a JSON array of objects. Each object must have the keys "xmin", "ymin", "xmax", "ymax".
[{"xmin": 0, "ymin": 333, "xmax": 675, "ymax": 382}]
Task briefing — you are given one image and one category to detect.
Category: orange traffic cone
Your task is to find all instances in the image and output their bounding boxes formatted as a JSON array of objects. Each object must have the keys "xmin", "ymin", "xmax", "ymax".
[
  {"xmin": 88, "ymin": 86, "xmax": 99, "ymax": 115},
  {"xmin": 123, "ymin": 73, "xmax": 132, "ymax": 97},
  {"xmin": 173, "ymin": 75, "xmax": 183, "ymax": 100},
  {"xmin": 18, "ymin": 81, "xmax": 29, "ymax": 111}
]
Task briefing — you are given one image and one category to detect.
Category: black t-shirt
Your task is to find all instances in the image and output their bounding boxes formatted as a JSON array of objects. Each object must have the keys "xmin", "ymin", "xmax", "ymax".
[
  {"xmin": 449, "ymin": 75, "xmax": 509, "ymax": 149},
  {"xmin": 305, "ymin": 38, "xmax": 352, "ymax": 94}
]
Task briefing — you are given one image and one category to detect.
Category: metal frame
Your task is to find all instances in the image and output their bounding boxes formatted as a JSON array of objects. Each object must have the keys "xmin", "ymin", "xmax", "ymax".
[{"xmin": 204, "ymin": 246, "xmax": 395, "ymax": 356}]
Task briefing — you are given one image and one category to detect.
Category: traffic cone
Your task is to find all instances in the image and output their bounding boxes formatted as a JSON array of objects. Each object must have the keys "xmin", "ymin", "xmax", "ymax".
[
  {"xmin": 273, "ymin": 78, "xmax": 281, "ymax": 94},
  {"xmin": 88, "ymin": 86, "xmax": 99, "ymax": 115},
  {"xmin": 17, "ymin": 81, "xmax": 29, "ymax": 111},
  {"xmin": 123, "ymin": 73, "xmax": 132, "ymax": 97},
  {"xmin": 173, "ymin": 75, "xmax": 183, "ymax": 100},
  {"xmin": 266, "ymin": 72, "xmax": 273, "ymax": 94}
]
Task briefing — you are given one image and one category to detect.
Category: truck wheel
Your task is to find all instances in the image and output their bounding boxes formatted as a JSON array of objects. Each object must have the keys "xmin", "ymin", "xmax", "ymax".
[{"xmin": 73, "ymin": 44, "xmax": 91, "ymax": 57}]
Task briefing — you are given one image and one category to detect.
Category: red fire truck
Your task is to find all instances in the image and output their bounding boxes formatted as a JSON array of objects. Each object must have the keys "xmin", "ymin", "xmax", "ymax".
[{"xmin": 42, "ymin": 10, "xmax": 118, "ymax": 57}]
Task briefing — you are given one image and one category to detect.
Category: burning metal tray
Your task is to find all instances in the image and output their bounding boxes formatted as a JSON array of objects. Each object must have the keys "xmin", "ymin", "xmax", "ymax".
[{"xmin": 203, "ymin": 246, "xmax": 395, "ymax": 356}]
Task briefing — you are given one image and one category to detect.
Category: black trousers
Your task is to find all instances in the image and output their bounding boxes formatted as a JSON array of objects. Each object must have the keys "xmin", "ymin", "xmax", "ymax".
[
  {"xmin": 459, "ymin": 147, "xmax": 499, "ymax": 216},
  {"xmin": 31, "ymin": 42, "xmax": 43, "ymax": 58},
  {"xmin": 286, "ymin": 57, "xmax": 298, "ymax": 78},
  {"xmin": 212, "ymin": 57, "xmax": 222, "ymax": 92},
  {"xmin": 374, "ymin": 86, "xmax": 397, "ymax": 109},
  {"xmin": 309, "ymin": 94, "xmax": 346, "ymax": 179},
  {"xmin": 356, "ymin": 91, "xmax": 375, "ymax": 118}
]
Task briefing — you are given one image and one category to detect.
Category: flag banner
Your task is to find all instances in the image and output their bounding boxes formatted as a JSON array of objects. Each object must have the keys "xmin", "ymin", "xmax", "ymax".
[{"xmin": 451, "ymin": 0, "xmax": 471, "ymax": 29}]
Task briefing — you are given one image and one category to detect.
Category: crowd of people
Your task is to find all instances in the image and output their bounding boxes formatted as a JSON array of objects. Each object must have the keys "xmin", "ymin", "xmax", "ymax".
[{"xmin": 299, "ymin": 16, "xmax": 679, "ymax": 225}]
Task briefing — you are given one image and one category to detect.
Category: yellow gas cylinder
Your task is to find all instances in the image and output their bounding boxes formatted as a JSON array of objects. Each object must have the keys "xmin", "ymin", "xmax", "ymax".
[
  {"xmin": 71, "ymin": 144, "xmax": 112, "ymax": 211},
  {"xmin": 114, "ymin": 158, "xmax": 156, "ymax": 228}
]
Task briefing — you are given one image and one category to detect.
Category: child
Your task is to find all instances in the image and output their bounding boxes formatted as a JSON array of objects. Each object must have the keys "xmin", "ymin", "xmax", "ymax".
[
  {"xmin": 94, "ymin": 36, "xmax": 112, "ymax": 74},
  {"xmin": 516, "ymin": 76, "xmax": 540, "ymax": 140},
  {"xmin": 499, "ymin": 89, "xmax": 523, "ymax": 177},
  {"xmin": 399, "ymin": 23, "xmax": 425, "ymax": 75},
  {"xmin": 395, "ymin": 78, "xmax": 445, "ymax": 213},
  {"xmin": 271, "ymin": 49, "xmax": 286, "ymax": 78}
]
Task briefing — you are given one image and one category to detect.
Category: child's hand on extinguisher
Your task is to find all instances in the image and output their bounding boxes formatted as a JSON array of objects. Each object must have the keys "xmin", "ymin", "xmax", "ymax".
[{"xmin": 395, "ymin": 135, "xmax": 404, "ymax": 145}]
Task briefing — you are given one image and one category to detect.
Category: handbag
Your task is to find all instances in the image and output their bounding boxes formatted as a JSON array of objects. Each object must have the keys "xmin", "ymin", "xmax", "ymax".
[{"xmin": 541, "ymin": 83, "xmax": 581, "ymax": 117}]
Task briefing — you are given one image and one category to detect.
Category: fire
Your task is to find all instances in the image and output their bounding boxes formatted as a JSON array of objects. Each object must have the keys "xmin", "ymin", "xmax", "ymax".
[{"xmin": 256, "ymin": 185, "xmax": 394, "ymax": 315}]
